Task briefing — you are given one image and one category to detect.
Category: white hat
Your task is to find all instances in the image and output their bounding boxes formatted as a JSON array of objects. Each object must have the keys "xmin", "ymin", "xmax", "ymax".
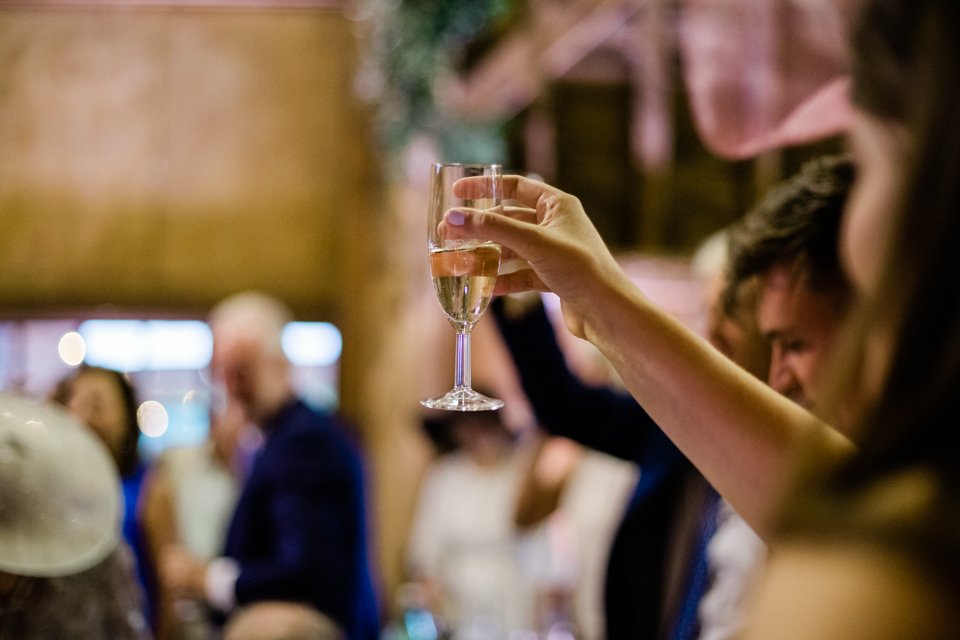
[{"xmin": 0, "ymin": 392, "xmax": 120, "ymax": 577}]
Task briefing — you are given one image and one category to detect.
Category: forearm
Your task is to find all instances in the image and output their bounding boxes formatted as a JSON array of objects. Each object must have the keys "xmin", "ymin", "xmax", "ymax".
[{"xmin": 581, "ymin": 272, "xmax": 851, "ymax": 534}]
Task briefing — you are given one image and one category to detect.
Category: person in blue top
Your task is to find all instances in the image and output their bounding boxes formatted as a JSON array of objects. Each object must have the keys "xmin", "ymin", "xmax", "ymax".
[
  {"xmin": 53, "ymin": 364, "xmax": 156, "ymax": 631},
  {"xmin": 160, "ymin": 291, "xmax": 380, "ymax": 640}
]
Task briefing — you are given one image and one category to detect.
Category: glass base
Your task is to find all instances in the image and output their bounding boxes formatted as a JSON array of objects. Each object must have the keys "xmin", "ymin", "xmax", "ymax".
[{"xmin": 421, "ymin": 387, "xmax": 504, "ymax": 411}]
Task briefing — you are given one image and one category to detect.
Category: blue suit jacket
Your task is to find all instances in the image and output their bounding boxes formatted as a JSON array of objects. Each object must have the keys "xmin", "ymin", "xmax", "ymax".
[
  {"xmin": 492, "ymin": 298, "xmax": 712, "ymax": 639},
  {"xmin": 223, "ymin": 399, "xmax": 380, "ymax": 640}
]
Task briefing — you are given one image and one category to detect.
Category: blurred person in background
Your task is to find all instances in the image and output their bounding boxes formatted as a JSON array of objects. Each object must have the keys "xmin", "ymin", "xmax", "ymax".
[
  {"xmin": 142, "ymin": 397, "xmax": 252, "ymax": 639},
  {"xmin": 0, "ymin": 392, "xmax": 149, "ymax": 639},
  {"xmin": 51, "ymin": 364, "xmax": 159, "ymax": 631},
  {"xmin": 511, "ymin": 431, "xmax": 637, "ymax": 640},
  {"xmin": 404, "ymin": 407, "xmax": 548, "ymax": 638},
  {"xmin": 160, "ymin": 290, "xmax": 380, "ymax": 640},
  {"xmin": 699, "ymin": 154, "xmax": 854, "ymax": 640},
  {"xmin": 725, "ymin": 155, "xmax": 855, "ymax": 412}
]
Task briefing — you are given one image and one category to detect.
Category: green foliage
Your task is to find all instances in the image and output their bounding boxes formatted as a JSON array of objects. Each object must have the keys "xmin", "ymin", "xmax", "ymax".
[{"xmin": 357, "ymin": 0, "xmax": 517, "ymax": 166}]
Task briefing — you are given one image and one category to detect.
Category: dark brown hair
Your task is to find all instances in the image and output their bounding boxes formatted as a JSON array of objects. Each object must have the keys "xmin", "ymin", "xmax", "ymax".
[
  {"xmin": 724, "ymin": 154, "xmax": 855, "ymax": 318},
  {"xmin": 776, "ymin": 0, "xmax": 960, "ymax": 585},
  {"xmin": 53, "ymin": 365, "xmax": 141, "ymax": 477},
  {"xmin": 829, "ymin": 0, "xmax": 960, "ymax": 483}
]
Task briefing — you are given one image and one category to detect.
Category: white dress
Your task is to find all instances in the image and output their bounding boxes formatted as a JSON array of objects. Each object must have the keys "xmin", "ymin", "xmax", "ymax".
[
  {"xmin": 552, "ymin": 451, "xmax": 637, "ymax": 640},
  {"xmin": 407, "ymin": 447, "xmax": 546, "ymax": 638},
  {"xmin": 161, "ymin": 443, "xmax": 239, "ymax": 560}
]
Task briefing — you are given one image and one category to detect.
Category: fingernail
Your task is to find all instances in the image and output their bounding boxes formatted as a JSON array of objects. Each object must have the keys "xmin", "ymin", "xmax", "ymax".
[{"xmin": 448, "ymin": 209, "xmax": 466, "ymax": 226}]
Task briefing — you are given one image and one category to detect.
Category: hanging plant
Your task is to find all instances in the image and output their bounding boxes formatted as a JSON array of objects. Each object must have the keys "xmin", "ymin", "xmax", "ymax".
[{"xmin": 356, "ymin": 0, "xmax": 520, "ymax": 168}]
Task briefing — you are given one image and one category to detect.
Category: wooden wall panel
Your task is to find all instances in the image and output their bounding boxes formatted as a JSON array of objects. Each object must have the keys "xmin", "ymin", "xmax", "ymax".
[{"xmin": 0, "ymin": 7, "xmax": 372, "ymax": 319}]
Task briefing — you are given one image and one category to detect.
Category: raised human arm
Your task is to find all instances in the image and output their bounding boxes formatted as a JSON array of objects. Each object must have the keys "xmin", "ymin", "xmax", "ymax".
[{"xmin": 442, "ymin": 175, "xmax": 853, "ymax": 534}]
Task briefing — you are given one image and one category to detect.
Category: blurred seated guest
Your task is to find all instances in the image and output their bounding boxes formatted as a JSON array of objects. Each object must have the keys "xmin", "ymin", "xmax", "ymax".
[
  {"xmin": 407, "ymin": 407, "xmax": 549, "ymax": 638},
  {"xmin": 0, "ymin": 392, "xmax": 149, "ymax": 639},
  {"xmin": 160, "ymin": 291, "xmax": 380, "ymax": 640},
  {"xmin": 223, "ymin": 601, "xmax": 345, "ymax": 640},
  {"xmin": 513, "ymin": 435, "xmax": 637, "ymax": 640},
  {"xmin": 51, "ymin": 364, "xmax": 158, "ymax": 629},
  {"xmin": 142, "ymin": 398, "xmax": 252, "ymax": 640}
]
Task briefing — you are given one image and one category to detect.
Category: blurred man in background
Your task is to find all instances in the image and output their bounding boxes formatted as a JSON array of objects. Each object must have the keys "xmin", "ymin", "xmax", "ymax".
[{"xmin": 161, "ymin": 291, "xmax": 380, "ymax": 640}]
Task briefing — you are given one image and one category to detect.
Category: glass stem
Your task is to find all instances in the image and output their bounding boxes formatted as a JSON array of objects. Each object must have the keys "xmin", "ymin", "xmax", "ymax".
[{"xmin": 454, "ymin": 331, "xmax": 471, "ymax": 390}]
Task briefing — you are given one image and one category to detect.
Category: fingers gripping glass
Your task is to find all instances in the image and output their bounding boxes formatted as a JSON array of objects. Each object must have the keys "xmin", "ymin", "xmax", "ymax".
[{"xmin": 421, "ymin": 163, "xmax": 504, "ymax": 411}]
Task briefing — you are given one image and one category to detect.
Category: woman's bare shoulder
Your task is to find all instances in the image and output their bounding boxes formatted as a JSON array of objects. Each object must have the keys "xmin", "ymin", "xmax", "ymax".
[{"xmin": 743, "ymin": 535, "xmax": 960, "ymax": 640}]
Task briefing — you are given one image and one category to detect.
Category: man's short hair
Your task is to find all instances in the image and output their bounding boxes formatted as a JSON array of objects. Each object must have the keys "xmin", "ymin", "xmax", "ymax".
[
  {"xmin": 723, "ymin": 154, "xmax": 855, "ymax": 315},
  {"xmin": 208, "ymin": 291, "xmax": 294, "ymax": 359}
]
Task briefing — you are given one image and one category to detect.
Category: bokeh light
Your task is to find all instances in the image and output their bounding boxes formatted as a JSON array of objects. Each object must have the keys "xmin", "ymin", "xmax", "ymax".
[
  {"xmin": 137, "ymin": 400, "xmax": 169, "ymax": 438},
  {"xmin": 58, "ymin": 331, "xmax": 86, "ymax": 366}
]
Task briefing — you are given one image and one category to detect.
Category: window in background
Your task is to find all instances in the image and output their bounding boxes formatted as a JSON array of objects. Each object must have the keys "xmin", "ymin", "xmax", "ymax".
[{"xmin": 0, "ymin": 318, "xmax": 341, "ymax": 461}]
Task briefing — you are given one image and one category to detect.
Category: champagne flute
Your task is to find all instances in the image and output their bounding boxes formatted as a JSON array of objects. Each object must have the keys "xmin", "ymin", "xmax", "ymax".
[{"xmin": 422, "ymin": 162, "xmax": 504, "ymax": 411}]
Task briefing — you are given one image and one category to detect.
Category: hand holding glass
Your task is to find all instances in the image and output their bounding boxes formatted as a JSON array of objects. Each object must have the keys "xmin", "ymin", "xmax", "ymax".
[{"xmin": 422, "ymin": 163, "xmax": 504, "ymax": 411}]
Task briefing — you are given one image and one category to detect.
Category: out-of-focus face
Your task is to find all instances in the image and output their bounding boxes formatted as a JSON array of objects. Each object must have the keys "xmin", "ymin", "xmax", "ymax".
[
  {"xmin": 757, "ymin": 264, "xmax": 844, "ymax": 409},
  {"xmin": 841, "ymin": 108, "xmax": 907, "ymax": 294},
  {"xmin": 65, "ymin": 370, "xmax": 128, "ymax": 464},
  {"xmin": 211, "ymin": 335, "xmax": 290, "ymax": 425}
]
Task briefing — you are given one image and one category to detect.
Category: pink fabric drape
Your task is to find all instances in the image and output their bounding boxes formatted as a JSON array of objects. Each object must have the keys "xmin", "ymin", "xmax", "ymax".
[{"xmin": 678, "ymin": 0, "xmax": 862, "ymax": 158}]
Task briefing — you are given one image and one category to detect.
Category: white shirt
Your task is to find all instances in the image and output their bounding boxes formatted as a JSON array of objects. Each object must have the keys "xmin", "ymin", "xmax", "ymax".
[
  {"xmin": 407, "ymin": 447, "xmax": 545, "ymax": 637},
  {"xmin": 698, "ymin": 500, "xmax": 767, "ymax": 640}
]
